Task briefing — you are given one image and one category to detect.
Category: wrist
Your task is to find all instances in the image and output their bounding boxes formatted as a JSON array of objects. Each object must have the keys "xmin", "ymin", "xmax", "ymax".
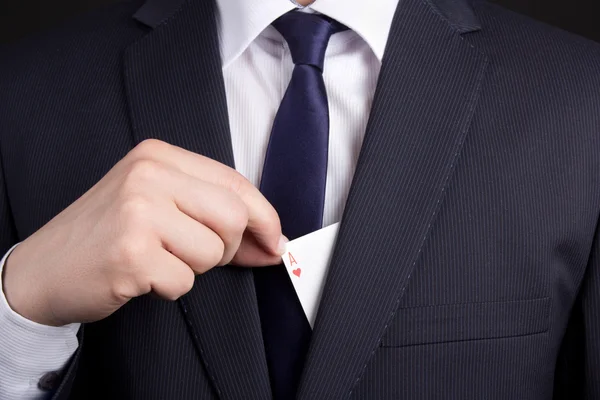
[{"xmin": 2, "ymin": 243, "xmax": 61, "ymax": 327}]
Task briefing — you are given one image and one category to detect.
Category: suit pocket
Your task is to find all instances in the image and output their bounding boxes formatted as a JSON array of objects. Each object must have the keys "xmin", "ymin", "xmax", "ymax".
[{"xmin": 380, "ymin": 297, "xmax": 550, "ymax": 347}]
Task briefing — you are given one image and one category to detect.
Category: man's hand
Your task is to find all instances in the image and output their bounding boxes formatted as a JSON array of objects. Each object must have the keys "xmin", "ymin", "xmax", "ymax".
[{"xmin": 2, "ymin": 139, "xmax": 285, "ymax": 327}]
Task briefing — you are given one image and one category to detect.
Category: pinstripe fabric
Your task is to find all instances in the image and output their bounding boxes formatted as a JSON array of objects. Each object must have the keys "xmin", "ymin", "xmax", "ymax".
[
  {"xmin": 297, "ymin": 0, "xmax": 489, "ymax": 397},
  {"xmin": 125, "ymin": 0, "xmax": 272, "ymax": 398},
  {"xmin": 1, "ymin": 0, "xmax": 600, "ymax": 399}
]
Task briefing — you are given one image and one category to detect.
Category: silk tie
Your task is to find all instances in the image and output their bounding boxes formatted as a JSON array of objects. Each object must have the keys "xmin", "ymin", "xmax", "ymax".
[{"xmin": 253, "ymin": 11, "xmax": 347, "ymax": 400}]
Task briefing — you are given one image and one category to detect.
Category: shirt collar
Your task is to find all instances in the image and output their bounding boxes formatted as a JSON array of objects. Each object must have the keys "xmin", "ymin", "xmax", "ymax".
[{"xmin": 216, "ymin": 0, "xmax": 400, "ymax": 68}]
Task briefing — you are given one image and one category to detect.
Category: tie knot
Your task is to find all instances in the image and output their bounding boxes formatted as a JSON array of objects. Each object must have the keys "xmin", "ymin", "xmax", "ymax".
[{"xmin": 272, "ymin": 12, "xmax": 347, "ymax": 71}]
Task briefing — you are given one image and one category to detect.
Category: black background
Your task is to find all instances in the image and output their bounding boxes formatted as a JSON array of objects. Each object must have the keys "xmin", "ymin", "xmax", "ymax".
[{"xmin": 0, "ymin": 0, "xmax": 599, "ymax": 44}]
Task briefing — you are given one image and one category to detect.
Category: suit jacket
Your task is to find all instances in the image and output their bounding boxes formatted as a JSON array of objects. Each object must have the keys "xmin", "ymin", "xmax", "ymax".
[{"xmin": 1, "ymin": 0, "xmax": 600, "ymax": 398}]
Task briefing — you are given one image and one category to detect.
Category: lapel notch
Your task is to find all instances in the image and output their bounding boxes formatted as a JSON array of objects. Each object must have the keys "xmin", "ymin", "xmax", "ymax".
[
  {"xmin": 298, "ymin": 0, "xmax": 489, "ymax": 397},
  {"xmin": 123, "ymin": 1, "xmax": 271, "ymax": 398},
  {"xmin": 132, "ymin": 0, "xmax": 188, "ymax": 28},
  {"xmin": 426, "ymin": 0, "xmax": 482, "ymax": 33}
]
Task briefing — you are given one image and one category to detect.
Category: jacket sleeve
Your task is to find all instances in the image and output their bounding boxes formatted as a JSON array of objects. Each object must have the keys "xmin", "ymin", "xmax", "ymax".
[
  {"xmin": 0, "ymin": 137, "xmax": 17, "ymax": 271},
  {"xmin": 0, "ymin": 147, "xmax": 84, "ymax": 400},
  {"xmin": 50, "ymin": 327, "xmax": 84, "ymax": 400}
]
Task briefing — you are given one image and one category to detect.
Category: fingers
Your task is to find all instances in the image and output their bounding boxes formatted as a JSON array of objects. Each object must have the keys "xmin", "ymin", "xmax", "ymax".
[
  {"xmin": 231, "ymin": 231, "xmax": 284, "ymax": 267},
  {"xmin": 153, "ymin": 205, "xmax": 228, "ymax": 273},
  {"xmin": 143, "ymin": 247, "xmax": 196, "ymax": 301},
  {"xmin": 159, "ymin": 170, "xmax": 248, "ymax": 266},
  {"xmin": 158, "ymin": 170, "xmax": 284, "ymax": 267},
  {"xmin": 129, "ymin": 140, "xmax": 284, "ymax": 256}
]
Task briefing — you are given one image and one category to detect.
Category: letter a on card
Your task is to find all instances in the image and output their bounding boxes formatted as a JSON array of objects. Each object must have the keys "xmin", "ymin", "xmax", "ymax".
[
  {"xmin": 281, "ymin": 223, "xmax": 340, "ymax": 327},
  {"xmin": 288, "ymin": 252, "xmax": 297, "ymax": 266}
]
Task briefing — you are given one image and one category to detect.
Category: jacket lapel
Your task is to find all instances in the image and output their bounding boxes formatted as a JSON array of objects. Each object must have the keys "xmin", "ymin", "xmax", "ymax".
[
  {"xmin": 298, "ymin": 0, "xmax": 489, "ymax": 398},
  {"xmin": 123, "ymin": 1, "xmax": 271, "ymax": 398}
]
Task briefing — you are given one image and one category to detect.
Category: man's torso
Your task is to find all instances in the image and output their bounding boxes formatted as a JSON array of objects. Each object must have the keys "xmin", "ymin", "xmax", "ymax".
[{"xmin": 1, "ymin": 0, "xmax": 600, "ymax": 398}]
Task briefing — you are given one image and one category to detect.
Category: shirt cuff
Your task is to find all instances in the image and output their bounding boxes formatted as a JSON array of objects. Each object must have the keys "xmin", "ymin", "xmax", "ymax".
[{"xmin": 0, "ymin": 244, "xmax": 80, "ymax": 399}]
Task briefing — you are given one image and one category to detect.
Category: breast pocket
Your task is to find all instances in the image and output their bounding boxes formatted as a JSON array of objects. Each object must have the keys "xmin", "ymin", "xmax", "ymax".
[{"xmin": 380, "ymin": 297, "xmax": 551, "ymax": 347}]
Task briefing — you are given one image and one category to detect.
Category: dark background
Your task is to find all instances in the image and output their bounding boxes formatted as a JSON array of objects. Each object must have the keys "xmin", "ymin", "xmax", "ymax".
[{"xmin": 0, "ymin": 0, "xmax": 599, "ymax": 44}]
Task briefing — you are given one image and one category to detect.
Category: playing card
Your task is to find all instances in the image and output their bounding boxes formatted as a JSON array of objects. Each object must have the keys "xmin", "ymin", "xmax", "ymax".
[{"xmin": 281, "ymin": 222, "xmax": 340, "ymax": 328}]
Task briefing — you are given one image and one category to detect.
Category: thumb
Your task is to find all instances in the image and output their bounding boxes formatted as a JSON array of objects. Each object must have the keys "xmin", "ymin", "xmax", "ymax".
[{"xmin": 231, "ymin": 231, "xmax": 287, "ymax": 267}]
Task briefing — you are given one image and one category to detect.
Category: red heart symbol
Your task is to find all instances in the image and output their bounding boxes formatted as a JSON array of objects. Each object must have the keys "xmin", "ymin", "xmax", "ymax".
[{"xmin": 293, "ymin": 268, "xmax": 301, "ymax": 277}]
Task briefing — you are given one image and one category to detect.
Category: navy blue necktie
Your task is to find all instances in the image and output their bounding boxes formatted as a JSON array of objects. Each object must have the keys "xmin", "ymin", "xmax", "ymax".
[{"xmin": 254, "ymin": 11, "xmax": 346, "ymax": 400}]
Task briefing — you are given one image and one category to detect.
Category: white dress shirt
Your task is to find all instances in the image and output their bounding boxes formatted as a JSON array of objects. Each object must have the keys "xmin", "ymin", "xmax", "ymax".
[{"xmin": 0, "ymin": 0, "xmax": 398, "ymax": 397}]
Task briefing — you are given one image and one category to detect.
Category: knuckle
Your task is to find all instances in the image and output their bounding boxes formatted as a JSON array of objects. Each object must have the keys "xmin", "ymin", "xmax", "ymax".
[
  {"xmin": 119, "ymin": 194, "xmax": 151, "ymax": 216},
  {"xmin": 178, "ymin": 270, "xmax": 196, "ymax": 295},
  {"xmin": 209, "ymin": 239, "xmax": 226, "ymax": 265},
  {"xmin": 220, "ymin": 199, "xmax": 249, "ymax": 236},
  {"xmin": 223, "ymin": 170, "xmax": 250, "ymax": 195},
  {"xmin": 165, "ymin": 294, "xmax": 179, "ymax": 302},
  {"xmin": 197, "ymin": 239, "xmax": 225, "ymax": 273},
  {"xmin": 118, "ymin": 196, "xmax": 153, "ymax": 229},
  {"xmin": 126, "ymin": 159, "xmax": 162, "ymax": 184},
  {"xmin": 133, "ymin": 139, "xmax": 167, "ymax": 158},
  {"xmin": 109, "ymin": 279, "xmax": 141, "ymax": 303},
  {"xmin": 111, "ymin": 235, "xmax": 151, "ymax": 266},
  {"xmin": 161, "ymin": 272, "xmax": 194, "ymax": 301},
  {"xmin": 162, "ymin": 290, "xmax": 181, "ymax": 302}
]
